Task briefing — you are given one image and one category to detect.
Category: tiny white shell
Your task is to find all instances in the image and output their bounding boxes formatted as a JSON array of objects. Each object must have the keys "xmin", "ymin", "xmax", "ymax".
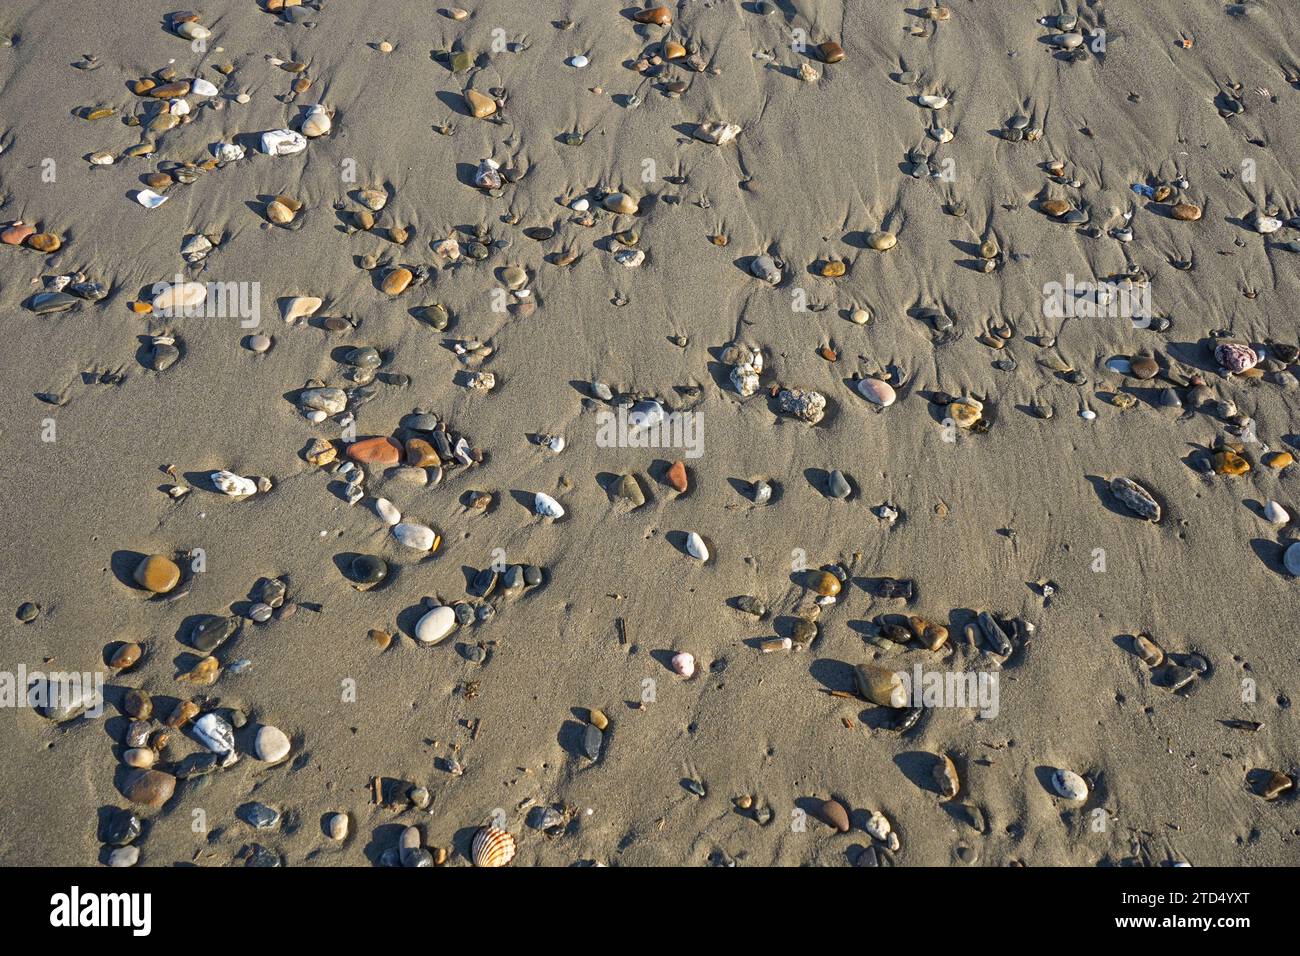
[
  {"xmin": 135, "ymin": 189, "xmax": 168, "ymax": 208},
  {"xmin": 685, "ymin": 531, "xmax": 709, "ymax": 561},
  {"xmin": 671, "ymin": 651, "xmax": 696, "ymax": 677}
]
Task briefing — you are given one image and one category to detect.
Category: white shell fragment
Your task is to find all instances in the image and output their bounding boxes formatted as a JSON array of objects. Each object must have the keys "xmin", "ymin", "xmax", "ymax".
[
  {"xmin": 211, "ymin": 470, "xmax": 257, "ymax": 498},
  {"xmin": 685, "ymin": 531, "xmax": 709, "ymax": 561},
  {"xmin": 135, "ymin": 189, "xmax": 168, "ymax": 208},
  {"xmin": 260, "ymin": 129, "xmax": 307, "ymax": 155}
]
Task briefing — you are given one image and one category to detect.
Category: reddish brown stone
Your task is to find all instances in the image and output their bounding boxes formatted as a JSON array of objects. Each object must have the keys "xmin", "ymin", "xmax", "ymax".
[
  {"xmin": 666, "ymin": 460, "xmax": 688, "ymax": 493},
  {"xmin": 348, "ymin": 437, "xmax": 402, "ymax": 466}
]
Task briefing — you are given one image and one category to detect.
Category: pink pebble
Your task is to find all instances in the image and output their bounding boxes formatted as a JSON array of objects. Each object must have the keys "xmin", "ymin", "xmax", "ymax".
[{"xmin": 671, "ymin": 652, "xmax": 695, "ymax": 678}]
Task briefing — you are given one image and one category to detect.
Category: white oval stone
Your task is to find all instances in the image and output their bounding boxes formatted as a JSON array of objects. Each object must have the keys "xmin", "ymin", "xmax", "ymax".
[
  {"xmin": 1265, "ymin": 500, "xmax": 1290, "ymax": 525},
  {"xmin": 1285, "ymin": 541, "xmax": 1300, "ymax": 576},
  {"xmin": 190, "ymin": 78, "xmax": 218, "ymax": 97},
  {"xmin": 393, "ymin": 522, "xmax": 436, "ymax": 551},
  {"xmin": 686, "ymin": 532, "xmax": 709, "ymax": 561},
  {"xmin": 857, "ymin": 377, "xmax": 897, "ymax": 407},
  {"xmin": 918, "ymin": 93, "xmax": 948, "ymax": 108},
  {"xmin": 535, "ymin": 492, "xmax": 564, "ymax": 518},
  {"xmin": 373, "ymin": 497, "xmax": 401, "ymax": 526},
  {"xmin": 1051, "ymin": 768, "xmax": 1088, "ymax": 801},
  {"xmin": 211, "ymin": 470, "xmax": 257, "ymax": 497},
  {"xmin": 152, "ymin": 280, "xmax": 207, "ymax": 314},
  {"xmin": 254, "ymin": 725, "xmax": 291, "ymax": 763},
  {"xmin": 415, "ymin": 605, "xmax": 457, "ymax": 644},
  {"xmin": 569, "ymin": 54, "xmax": 589, "ymax": 68}
]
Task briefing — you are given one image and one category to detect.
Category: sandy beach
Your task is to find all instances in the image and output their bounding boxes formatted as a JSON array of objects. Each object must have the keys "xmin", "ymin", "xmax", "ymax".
[{"xmin": 2, "ymin": 0, "xmax": 1299, "ymax": 867}]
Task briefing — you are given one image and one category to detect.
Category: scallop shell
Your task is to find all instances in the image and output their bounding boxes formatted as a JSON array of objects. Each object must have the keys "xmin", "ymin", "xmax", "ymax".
[{"xmin": 471, "ymin": 825, "xmax": 516, "ymax": 867}]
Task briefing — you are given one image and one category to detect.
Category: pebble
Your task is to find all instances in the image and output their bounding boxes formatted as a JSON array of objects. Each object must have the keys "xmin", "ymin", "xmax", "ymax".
[
  {"xmin": 238, "ymin": 802, "xmax": 280, "ymax": 830},
  {"xmin": 301, "ymin": 103, "xmax": 331, "ymax": 137},
  {"xmin": 189, "ymin": 614, "xmax": 238, "ymax": 653},
  {"xmin": 857, "ymin": 377, "xmax": 897, "ymax": 407},
  {"xmin": 349, "ymin": 437, "xmax": 402, "ymax": 465},
  {"xmin": 603, "ymin": 192, "xmax": 639, "ymax": 215},
  {"xmin": 192, "ymin": 712, "xmax": 235, "ymax": 756},
  {"xmin": 1284, "ymin": 542, "xmax": 1300, "ymax": 577},
  {"xmin": 415, "ymin": 605, "xmax": 457, "ymax": 644},
  {"xmin": 817, "ymin": 798, "xmax": 850, "ymax": 832},
  {"xmin": 777, "ymin": 387, "xmax": 826, "ymax": 424},
  {"xmin": 751, "ymin": 254, "xmax": 781, "ymax": 284},
  {"xmin": 107, "ymin": 847, "xmax": 139, "ymax": 867},
  {"xmin": 260, "ymin": 129, "xmax": 307, "ymax": 155},
  {"xmin": 122, "ymin": 769, "xmax": 176, "ymax": 808},
  {"xmin": 393, "ymin": 521, "xmax": 438, "ymax": 551},
  {"xmin": 1051, "ymin": 769, "xmax": 1088, "ymax": 801},
  {"xmin": 827, "ymin": 470, "xmax": 851, "ymax": 499},
  {"xmin": 133, "ymin": 554, "xmax": 180, "ymax": 593},
  {"xmin": 327, "ymin": 813, "xmax": 349, "ymax": 841},
  {"xmin": 255, "ymin": 725, "xmax": 291, "ymax": 762},
  {"xmin": 211, "ymin": 470, "xmax": 257, "ymax": 497},
  {"xmin": 1265, "ymin": 501, "xmax": 1290, "ymax": 525},
  {"xmin": 105, "ymin": 808, "xmax": 141, "ymax": 846}
]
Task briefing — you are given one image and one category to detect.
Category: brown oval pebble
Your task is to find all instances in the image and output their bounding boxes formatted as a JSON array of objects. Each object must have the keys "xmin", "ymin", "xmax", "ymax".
[
  {"xmin": 150, "ymin": 81, "xmax": 190, "ymax": 98},
  {"xmin": 633, "ymin": 5, "xmax": 672, "ymax": 25},
  {"xmin": 1171, "ymin": 202, "xmax": 1202, "ymax": 222},
  {"xmin": 589, "ymin": 708, "xmax": 609, "ymax": 731},
  {"xmin": 26, "ymin": 233, "xmax": 62, "ymax": 253},
  {"xmin": 109, "ymin": 642, "xmax": 142, "ymax": 670},
  {"xmin": 165, "ymin": 699, "xmax": 199, "ymax": 727},
  {"xmin": 817, "ymin": 797, "xmax": 850, "ymax": 832},
  {"xmin": 122, "ymin": 768, "xmax": 176, "ymax": 808},
  {"xmin": 933, "ymin": 753, "xmax": 960, "ymax": 798},
  {"xmin": 405, "ymin": 438, "xmax": 439, "ymax": 467},
  {"xmin": 381, "ymin": 267, "xmax": 413, "ymax": 295},
  {"xmin": 1040, "ymin": 198, "xmax": 1071, "ymax": 218},
  {"xmin": 666, "ymin": 460, "xmax": 688, "ymax": 493},
  {"xmin": 817, "ymin": 41, "xmax": 845, "ymax": 63}
]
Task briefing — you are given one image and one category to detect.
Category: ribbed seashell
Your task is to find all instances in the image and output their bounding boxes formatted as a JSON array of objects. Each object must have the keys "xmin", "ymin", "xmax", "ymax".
[{"xmin": 471, "ymin": 825, "xmax": 516, "ymax": 867}]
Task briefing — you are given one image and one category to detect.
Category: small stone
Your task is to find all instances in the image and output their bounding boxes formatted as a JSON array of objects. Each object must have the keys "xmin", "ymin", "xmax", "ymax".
[
  {"xmin": 933, "ymin": 753, "xmax": 960, "ymax": 799},
  {"xmin": 582, "ymin": 723, "xmax": 603, "ymax": 760},
  {"xmin": 615, "ymin": 473, "xmax": 646, "ymax": 507},
  {"xmin": 1212, "ymin": 450, "xmax": 1250, "ymax": 476},
  {"xmin": 672, "ymin": 651, "xmax": 696, "ymax": 677},
  {"xmin": 1265, "ymin": 452, "xmax": 1293, "ymax": 469},
  {"xmin": 867, "ymin": 230, "xmax": 896, "ymax": 251},
  {"xmin": 633, "ymin": 6, "xmax": 673, "ymax": 25},
  {"xmin": 416, "ymin": 606, "xmax": 457, "ymax": 644},
  {"xmin": 255, "ymin": 725, "xmax": 291, "ymax": 762},
  {"xmin": 1051, "ymin": 768, "xmax": 1088, "ymax": 801},
  {"xmin": 827, "ymin": 470, "xmax": 851, "ymax": 499},
  {"xmin": 1265, "ymin": 501, "xmax": 1290, "ymax": 525},
  {"xmin": 238, "ymin": 802, "xmax": 281, "ymax": 830},
  {"xmin": 108, "ymin": 847, "xmax": 139, "ymax": 867},
  {"xmin": 589, "ymin": 708, "xmax": 609, "ymax": 731},
  {"xmin": 189, "ymin": 615, "xmax": 238, "ymax": 654},
  {"xmin": 381, "ymin": 268, "xmax": 413, "ymax": 295},
  {"xmin": 192, "ymin": 712, "xmax": 235, "ymax": 755},
  {"xmin": 122, "ymin": 769, "xmax": 176, "ymax": 808},
  {"xmin": 857, "ymin": 377, "xmax": 897, "ymax": 407},
  {"xmin": 809, "ymin": 571, "xmax": 841, "ymax": 597},
  {"xmin": 105, "ymin": 808, "xmax": 142, "ymax": 846},
  {"xmin": 1129, "ymin": 355, "xmax": 1159, "ymax": 379},
  {"xmin": 666, "ymin": 460, "xmax": 688, "ymax": 493},
  {"xmin": 327, "ymin": 813, "xmax": 349, "ymax": 841},
  {"xmin": 817, "ymin": 798, "xmax": 850, "ymax": 832},
  {"xmin": 1170, "ymin": 202, "xmax": 1202, "ymax": 222},
  {"xmin": 110, "ymin": 643, "xmax": 142, "ymax": 670},
  {"xmin": 133, "ymin": 554, "xmax": 180, "ymax": 593},
  {"xmin": 1134, "ymin": 633, "xmax": 1164, "ymax": 666},
  {"xmin": 854, "ymin": 663, "xmax": 906, "ymax": 707},
  {"xmin": 1284, "ymin": 542, "xmax": 1300, "ymax": 577},
  {"xmin": 464, "ymin": 88, "xmax": 497, "ymax": 118},
  {"xmin": 393, "ymin": 522, "xmax": 438, "ymax": 551},
  {"xmin": 535, "ymin": 492, "xmax": 565, "ymax": 518},
  {"xmin": 603, "ymin": 192, "xmax": 639, "ymax": 215},
  {"xmin": 817, "ymin": 41, "xmax": 845, "ymax": 63},
  {"xmin": 349, "ymin": 437, "xmax": 403, "ymax": 465}
]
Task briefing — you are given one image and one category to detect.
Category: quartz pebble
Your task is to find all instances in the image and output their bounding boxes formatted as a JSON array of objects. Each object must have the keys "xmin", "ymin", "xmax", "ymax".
[
  {"xmin": 415, "ymin": 605, "xmax": 457, "ymax": 644},
  {"xmin": 255, "ymin": 725, "xmax": 291, "ymax": 762}
]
